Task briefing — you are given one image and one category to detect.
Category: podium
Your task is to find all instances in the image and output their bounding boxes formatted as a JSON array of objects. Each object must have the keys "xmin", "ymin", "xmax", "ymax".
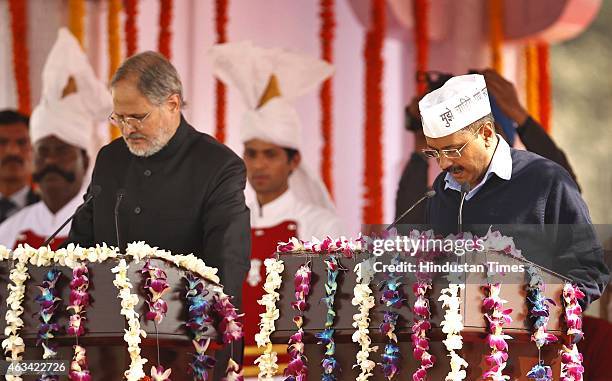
[
  {"xmin": 0, "ymin": 259, "xmax": 220, "ymax": 381},
  {"xmin": 270, "ymin": 250, "xmax": 567, "ymax": 381}
]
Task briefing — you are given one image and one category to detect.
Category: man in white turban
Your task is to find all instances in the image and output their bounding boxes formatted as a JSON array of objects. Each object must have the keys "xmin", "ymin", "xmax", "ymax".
[
  {"xmin": 0, "ymin": 28, "xmax": 111, "ymax": 249},
  {"xmin": 420, "ymin": 74, "xmax": 608, "ymax": 308},
  {"xmin": 211, "ymin": 41, "xmax": 344, "ymax": 377}
]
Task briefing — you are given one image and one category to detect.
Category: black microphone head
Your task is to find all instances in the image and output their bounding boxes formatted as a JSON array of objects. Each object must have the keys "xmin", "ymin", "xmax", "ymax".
[
  {"xmin": 460, "ymin": 183, "xmax": 471, "ymax": 194},
  {"xmin": 425, "ymin": 190, "xmax": 436, "ymax": 198},
  {"xmin": 91, "ymin": 184, "xmax": 102, "ymax": 197}
]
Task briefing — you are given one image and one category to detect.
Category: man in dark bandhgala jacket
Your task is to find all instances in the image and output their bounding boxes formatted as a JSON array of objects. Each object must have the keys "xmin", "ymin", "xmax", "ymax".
[
  {"xmin": 67, "ymin": 51, "xmax": 251, "ymax": 379},
  {"xmin": 418, "ymin": 74, "xmax": 608, "ymax": 308}
]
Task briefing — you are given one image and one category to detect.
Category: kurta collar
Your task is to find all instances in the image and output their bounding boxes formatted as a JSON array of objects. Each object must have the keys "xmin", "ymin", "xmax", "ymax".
[
  {"xmin": 254, "ymin": 189, "xmax": 295, "ymax": 218},
  {"xmin": 136, "ymin": 114, "xmax": 190, "ymax": 162}
]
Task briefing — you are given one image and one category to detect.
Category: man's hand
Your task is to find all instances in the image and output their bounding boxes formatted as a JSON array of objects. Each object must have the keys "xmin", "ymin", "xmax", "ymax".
[{"xmin": 482, "ymin": 69, "xmax": 529, "ymax": 125}]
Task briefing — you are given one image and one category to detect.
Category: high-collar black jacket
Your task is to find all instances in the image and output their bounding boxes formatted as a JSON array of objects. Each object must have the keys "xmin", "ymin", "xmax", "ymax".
[{"xmin": 68, "ymin": 116, "xmax": 251, "ymax": 306}]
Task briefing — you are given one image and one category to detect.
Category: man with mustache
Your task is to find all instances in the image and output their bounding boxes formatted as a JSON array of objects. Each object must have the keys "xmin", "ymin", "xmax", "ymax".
[
  {"xmin": 0, "ymin": 29, "xmax": 111, "ymax": 250},
  {"xmin": 0, "ymin": 110, "xmax": 39, "ymax": 223},
  {"xmin": 421, "ymin": 74, "xmax": 608, "ymax": 307},
  {"xmin": 211, "ymin": 41, "xmax": 344, "ymax": 377}
]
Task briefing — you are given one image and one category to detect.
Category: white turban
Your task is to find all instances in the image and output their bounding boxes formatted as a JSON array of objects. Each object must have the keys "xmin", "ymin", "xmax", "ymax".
[
  {"xmin": 419, "ymin": 74, "xmax": 491, "ymax": 138},
  {"xmin": 30, "ymin": 28, "xmax": 112, "ymax": 150},
  {"xmin": 210, "ymin": 41, "xmax": 336, "ymax": 211}
]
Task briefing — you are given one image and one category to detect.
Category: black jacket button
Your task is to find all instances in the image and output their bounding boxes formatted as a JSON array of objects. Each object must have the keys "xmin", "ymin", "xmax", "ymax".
[{"xmin": 134, "ymin": 206, "xmax": 142, "ymax": 214}]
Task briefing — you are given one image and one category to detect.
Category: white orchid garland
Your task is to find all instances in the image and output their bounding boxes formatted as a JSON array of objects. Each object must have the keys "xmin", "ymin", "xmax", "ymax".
[
  {"xmin": 254, "ymin": 257, "xmax": 285, "ymax": 380},
  {"xmin": 351, "ymin": 258, "xmax": 378, "ymax": 381},
  {"xmin": 438, "ymin": 283, "xmax": 468, "ymax": 381}
]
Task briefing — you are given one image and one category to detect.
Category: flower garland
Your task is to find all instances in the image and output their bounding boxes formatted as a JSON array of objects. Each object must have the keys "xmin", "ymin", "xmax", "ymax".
[
  {"xmin": 438, "ymin": 283, "xmax": 468, "ymax": 381},
  {"xmin": 284, "ymin": 263, "xmax": 312, "ymax": 380},
  {"xmin": 254, "ymin": 258, "xmax": 284, "ymax": 380},
  {"xmin": 214, "ymin": 0, "xmax": 228, "ymax": 143},
  {"xmin": 70, "ymin": 345, "xmax": 91, "ymax": 381},
  {"xmin": 158, "ymin": 0, "xmax": 173, "ymax": 59},
  {"xmin": 125, "ymin": 0, "xmax": 139, "ymax": 56},
  {"xmin": 184, "ymin": 272, "xmax": 215, "ymax": 380},
  {"xmin": 489, "ymin": 0, "xmax": 504, "ymax": 73},
  {"xmin": 524, "ymin": 43, "xmax": 540, "ymax": 124},
  {"xmin": 315, "ymin": 256, "xmax": 342, "ymax": 380},
  {"xmin": 525, "ymin": 266, "xmax": 557, "ymax": 381},
  {"xmin": 378, "ymin": 255, "xmax": 404, "ymax": 380},
  {"xmin": 362, "ymin": 0, "xmax": 386, "ymax": 224},
  {"xmin": 482, "ymin": 283, "xmax": 513, "ymax": 381},
  {"xmin": 108, "ymin": 0, "xmax": 123, "ymax": 140},
  {"xmin": 413, "ymin": 0, "xmax": 429, "ymax": 95},
  {"xmin": 319, "ymin": 0, "xmax": 335, "ymax": 197},
  {"xmin": 68, "ymin": 0, "xmax": 85, "ymax": 46},
  {"xmin": 8, "ymin": 0, "xmax": 31, "ymax": 114},
  {"xmin": 112, "ymin": 258, "xmax": 148, "ymax": 380},
  {"xmin": 351, "ymin": 258, "xmax": 378, "ymax": 381},
  {"xmin": 559, "ymin": 283, "xmax": 585, "ymax": 381},
  {"xmin": 536, "ymin": 43, "xmax": 551, "ymax": 133},
  {"xmin": 411, "ymin": 281, "xmax": 435, "ymax": 381},
  {"xmin": 35, "ymin": 269, "xmax": 62, "ymax": 381},
  {"xmin": 277, "ymin": 235, "xmax": 363, "ymax": 259}
]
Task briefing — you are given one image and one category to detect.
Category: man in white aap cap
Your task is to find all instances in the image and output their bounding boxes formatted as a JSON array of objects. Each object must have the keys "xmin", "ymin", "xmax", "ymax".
[
  {"xmin": 0, "ymin": 28, "xmax": 112, "ymax": 250},
  {"xmin": 211, "ymin": 41, "xmax": 344, "ymax": 376},
  {"xmin": 420, "ymin": 74, "xmax": 608, "ymax": 307}
]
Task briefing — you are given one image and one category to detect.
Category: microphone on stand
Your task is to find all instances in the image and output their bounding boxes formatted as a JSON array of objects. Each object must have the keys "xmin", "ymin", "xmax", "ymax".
[
  {"xmin": 458, "ymin": 183, "xmax": 471, "ymax": 233},
  {"xmin": 386, "ymin": 190, "xmax": 436, "ymax": 231},
  {"xmin": 42, "ymin": 185, "xmax": 102, "ymax": 247},
  {"xmin": 114, "ymin": 189, "xmax": 126, "ymax": 252}
]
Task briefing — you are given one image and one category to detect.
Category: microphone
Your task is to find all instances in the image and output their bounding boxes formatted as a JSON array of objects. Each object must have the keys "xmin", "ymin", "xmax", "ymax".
[
  {"xmin": 114, "ymin": 189, "xmax": 126, "ymax": 252},
  {"xmin": 42, "ymin": 185, "xmax": 102, "ymax": 247},
  {"xmin": 386, "ymin": 190, "xmax": 436, "ymax": 231},
  {"xmin": 458, "ymin": 183, "xmax": 471, "ymax": 232}
]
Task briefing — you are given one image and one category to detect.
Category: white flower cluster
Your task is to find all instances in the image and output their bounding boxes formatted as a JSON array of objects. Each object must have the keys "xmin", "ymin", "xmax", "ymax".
[
  {"xmin": 351, "ymin": 258, "xmax": 378, "ymax": 381},
  {"xmin": 254, "ymin": 258, "xmax": 284, "ymax": 381},
  {"xmin": 438, "ymin": 283, "xmax": 468, "ymax": 381},
  {"xmin": 112, "ymin": 258, "xmax": 148, "ymax": 380}
]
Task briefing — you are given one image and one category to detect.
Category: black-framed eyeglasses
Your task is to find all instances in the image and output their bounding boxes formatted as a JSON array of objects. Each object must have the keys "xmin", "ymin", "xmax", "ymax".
[
  {"xmin": 421, "ymin": 125, "xmax": 483, "ymax": 159},
  {"xmin": 108, "ymin": 110, "xmax": 152, "ymax": 130}
]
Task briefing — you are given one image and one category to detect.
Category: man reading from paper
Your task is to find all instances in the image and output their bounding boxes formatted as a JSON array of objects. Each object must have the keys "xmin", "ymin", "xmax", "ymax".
[
  {"xmin": 211, "ymin": 41, "xmax": 344, "ymax": 376},
  {"xmin": 420, "ymin": 74, "xmax": 609, "ymax": 306},
  {"xmin": 0, "ymin": 28, "xmax": 111, "ymax": 250}
]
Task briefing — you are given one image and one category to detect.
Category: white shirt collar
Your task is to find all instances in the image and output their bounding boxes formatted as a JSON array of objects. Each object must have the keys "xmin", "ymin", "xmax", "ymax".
[
  {"xmin": 252, "ymin": 188, "xmax": 296, "ymax": 218},
  {"xmin": 444, "ymin": 135, "xmax": 512, "ymax": 200}
]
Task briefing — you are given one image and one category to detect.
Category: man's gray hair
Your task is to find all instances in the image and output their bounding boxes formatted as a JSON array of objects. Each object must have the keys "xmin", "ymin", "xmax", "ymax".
[
  {"xmin": 461, "ymin": 113, "xmax": 494, "ymax": 134},
  {"xmin": 111, "ymin": 51, "xmax": 186, "ymax": 107}
]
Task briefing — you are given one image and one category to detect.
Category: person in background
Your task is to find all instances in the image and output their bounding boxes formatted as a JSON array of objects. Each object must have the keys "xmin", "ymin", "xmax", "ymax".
[
  {"xmin": 0, "ymin": 110, "xmax": 39, "ymax": 223},
  {"xmin": 0, "ymin": 28, "xmax": 110, "ymax": 249},
  {"xmin": 211, "ymin": 41, "xmax": 344, "ymax": 378}
]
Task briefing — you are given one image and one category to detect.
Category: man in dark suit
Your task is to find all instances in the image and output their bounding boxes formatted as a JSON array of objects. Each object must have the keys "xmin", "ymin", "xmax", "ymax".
[
  {"xmin": 0, "ymin": 110, "xmax": 39, "ymax": 223},
  {"xmin": 67, "ymin": 51, "xmax": 251, "ymax": 379}
]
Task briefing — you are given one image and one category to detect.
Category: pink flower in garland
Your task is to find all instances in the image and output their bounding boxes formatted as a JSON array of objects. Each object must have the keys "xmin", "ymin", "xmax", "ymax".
[
  {"xmin": 482, "ymin": 283, "xmax": 512, "ymax": 381},
  {"xmin": 285, "ymin": 263, "xmax": 312, "ymax": 381},
  {"xmin": 411, "ymin": 281, "xmax": 435, "ymax": 381},
  {"xmin": 69, "ymin": 345, "xmax": 91, "ymax": 381},
  {"xmin": 151, "ymin": 365, "xmax": 172, "ymax": 380},
  {"xmin": 559, "ymin": 283, "xmax": 585, "ymax": 381},
  {"xmin": 212, "ymin": 293, "xmax": 244, "ymax": 344},
  {"xmin": 141, "ymin": 260, "xmax": 170, "ymax": 325}
]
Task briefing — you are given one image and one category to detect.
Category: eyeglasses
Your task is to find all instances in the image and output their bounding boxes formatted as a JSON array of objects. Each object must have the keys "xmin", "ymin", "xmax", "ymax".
[
  {"xmin": 421, "ymin": 126, "xmax": 483, "ymax": 159},
  {"xmin": 108, "ymin": 111, "xmax": 152, "ymax": 130}
]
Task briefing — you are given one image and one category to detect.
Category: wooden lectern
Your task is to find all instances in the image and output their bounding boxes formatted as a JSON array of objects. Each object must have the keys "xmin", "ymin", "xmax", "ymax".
[
  {"xmin": 0, "ymin": 259, "xmax": 220, "ymax": 381},
  {"xmin": 271, "ymin": 250, "xmax": 566, "ymax": 381}
]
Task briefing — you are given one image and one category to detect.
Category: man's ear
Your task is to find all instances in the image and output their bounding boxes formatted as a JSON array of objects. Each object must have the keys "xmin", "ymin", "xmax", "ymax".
[
  {"xmin": 482, "ymin": 121, "xmax": 495, "ymax": 139},
  {"xmin": 290, "ymin": 151, "xmax": 301, "ymax": 170},
  {"xmin": 166, "ymin": 93, "xmax": 181, "ymax": 113}
]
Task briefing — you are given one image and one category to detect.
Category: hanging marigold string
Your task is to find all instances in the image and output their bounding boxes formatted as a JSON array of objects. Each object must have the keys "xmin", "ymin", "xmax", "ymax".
[
  {"xmin": 214, "ymin": 0, "xmax": 228, "ymax": 143},
  {"xmin": 8, "ymin": 0, "xmax": 31, "ymax": 115},
  {"xmin": 362, "ymin": 0, "xmax": 386, "ymax": 225},
  {"xmin": 125, "ymin": 0, "xmax": 139, "ymax": 57},
  {"xmin": 158, "ymin": 0, "xmax": 173, "ymax": 59},
  {"xmin": 536, "ymin": 43, "xmax": 551, "ymax": 133},
  {"xmin": 319, "ymin": 0, "xmax": 336, "ymax": 198},
  {"xmin": 524, "ymin": 43, "xmax": 540, "ymax": 124},
  {"xmin": 413, "ymin": 0, "xmax": 429, "ymax": 95},
  {"xmin": 108, "ymin": 0, "xmax": 123, "ymax": 140},
  {"xmin": 489, "ymin": 0, "xmax": 504, "ymax": 73},
  {"xmin": 68, "ymin": 0, "xmax": 85, "ymax": 47}
]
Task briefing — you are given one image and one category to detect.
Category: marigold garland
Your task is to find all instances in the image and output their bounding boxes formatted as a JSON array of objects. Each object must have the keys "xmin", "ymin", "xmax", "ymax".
[
  {"xmin": 68, "ymin": 0, "xmax": 85, "ymax": 47},
  {"xmin": 536, "ymin": 43, "xmax": 551, "ymax": 133},
  {"xmin": 125, "ymin": 0, "xmax": 139, "ymax": 56},
  {"xmin": 158, "ymin": 0, "xmax": 173, "ymax": 59},
  {"xmin": 362, "ymin": 0, "xmax": 386, "ymax": 224},
  {"xmin": 8, "ymin": 0, "xmax": 31, "ymax": 115},
  {"xmin": 108, "ymin": 0, "xmax": 123, "ymax": 140},
  {"xmin": 524, "ymin": 43, "xmax": 540, "ymax": 123},
  {"xmin": 489, "ymin": 0, "xmax": 504, "ymax": 73},
  {"xmin": 214, "ymin": 0, "xmax": 228, "ymax": 143},
  {"xmin": 413, "ymin": 0, "xmax": 429, "ymax": 95},
  {"xmin": 319, "ymin": 0, "xmax": 335, "ymax": 197}
]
